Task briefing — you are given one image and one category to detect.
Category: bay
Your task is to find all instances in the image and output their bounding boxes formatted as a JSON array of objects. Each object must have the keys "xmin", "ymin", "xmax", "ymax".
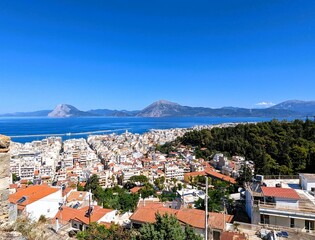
[{"xmin": 0, "ymin": 117, "xmax": 293, "ymax": 143}]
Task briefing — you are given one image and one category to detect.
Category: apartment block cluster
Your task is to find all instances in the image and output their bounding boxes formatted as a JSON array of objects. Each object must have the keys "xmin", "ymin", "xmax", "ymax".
[
  {"xmin": 87, "ymin": 129, "xmax": 193, "ymax": 184},
  {"xmin": 10, "ymin": 137, "xmax": 62, "ymax": 182},
  {"xmin": 211, "ymin": 153, "xmax": 255, "ymax": 178}
]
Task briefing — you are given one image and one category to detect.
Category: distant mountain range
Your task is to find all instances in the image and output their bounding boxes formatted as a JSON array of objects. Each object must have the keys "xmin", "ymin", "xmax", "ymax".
[{"xmin": 1, "ymin": 100, "xmax": 315, "ymax": 118}]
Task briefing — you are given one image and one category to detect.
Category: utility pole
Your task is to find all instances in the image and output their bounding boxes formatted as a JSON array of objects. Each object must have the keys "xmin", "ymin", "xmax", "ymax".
[
  {"xmin": 223, "ymin": 199, "xmax": 226, "ymax": 231},
  {"xmin": 205, "ymin": 177, "xmax": 208, "ymax": 240},
  {"xmin": 89, "ymin": 190, "xmax": 91, "ymax": 224}
]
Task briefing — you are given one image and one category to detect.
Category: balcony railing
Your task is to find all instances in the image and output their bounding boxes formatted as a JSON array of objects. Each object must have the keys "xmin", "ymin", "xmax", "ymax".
[{"xmin": 257, "ymin": 201, "xmax": 315, "ymax": 215}]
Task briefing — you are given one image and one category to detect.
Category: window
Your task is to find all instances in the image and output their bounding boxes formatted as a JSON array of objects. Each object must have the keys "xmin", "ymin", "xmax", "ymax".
[
  {"xmin": 305, "ymin": 220, "xmax": 314, "ymax": 232},
  {"xmin": 260, "ymin": 214, "xmax": 270, "ymax": 224},
  {"xmin": 290, "ymin": 218, "xmax": 295, "ymax": 228}
]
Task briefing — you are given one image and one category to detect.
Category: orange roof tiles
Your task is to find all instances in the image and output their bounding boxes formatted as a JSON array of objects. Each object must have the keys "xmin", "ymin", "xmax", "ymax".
[
  {"xmin": 176, "ymin": 208, "xmax": 206, "ymax": 229},
  {"xmin": 130, "ymin": 204, "xmax": 233, "ymax": 230},
  {"xmin": 208, "ymin": 212, "xmax": 233, "ymax": 230},
  {"xmin": 261, "ymin": 187, "xmax": 300, "ymax": 200},
  {"xmin": 205, "ymin": 169, "xmax": 236, "ymax": 184},
  {"xmin": 9, "ymin": 185, "xmax": 60, "ymax": 206},
  {"xmin": 130, "ymin": 187, "xmax": 142, "ymax": 194},
  {"xmin": 55, "ymin": 206, "xmax": 114, "ymax": 225},
  {"xmin": 67, "ymin": 191, "xmax": 88, "ymax": 202}
]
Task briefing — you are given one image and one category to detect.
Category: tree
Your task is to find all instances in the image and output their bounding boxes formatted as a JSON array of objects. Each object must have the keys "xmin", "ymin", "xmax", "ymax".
[
  {"xmin": 139, "ymin": 213, "xmax": 201, "ymax": 240},
  {"xmin": 130, "ymin": 175, "xmax": 149, "ymax": 185},
  {"xmin": 236, "ymin": 164, "xmax": 253, "ymax": 187},
  {"xmin": 139, "ymin": 182, "xmax": 155, "ymax": 199},
  {"xmin": 12, "ymin": 173, "xmax": 19, "ymax": 182},
  {"xmin": 77, "ymin": 222, "xmax": 135, "ymax": 240}
]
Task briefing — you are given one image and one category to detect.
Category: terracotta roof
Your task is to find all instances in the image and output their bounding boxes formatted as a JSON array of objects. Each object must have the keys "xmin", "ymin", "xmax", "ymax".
[
  {"xmin": 130, "ymin": 203, "xmax": 177, "ymax": 224},
  {"xmin": 10, "ymin": 184, "xmax": 18, "ymax": 189},
  {"xmin": 55, "ymin": 205, "xmax": 114, "ymax": 225},
  {"xmin": 176, "ymin": 208, "xmax": 206, "ymax": 229},
  {"xmin": 9, "ymin": 185, "xmax": 60, "ymax": 206},
  {"xmin": 205, "ymin": 169, "xmax": 236, "ymax": 184},
  {"xmin": 130, "ymin": 203, "xmax": 233, "ymax": 230},
  {"xmin": 130, "ymin": 187, "xmax": 142, "ymax": 194},
  {"xmin": 220, "ymin": 232, "xmax": 248, "ymax": 240},
  {"xmin": 67, "ymin": 191, "xmax": 89, "ymax": 202},
  {"xmin": 261, "ymin": 187, "xmax": 300, "ymax": 200},
  {"xmin": 208, "ymin": 212, "xmax": 234, "ymax": 230}
]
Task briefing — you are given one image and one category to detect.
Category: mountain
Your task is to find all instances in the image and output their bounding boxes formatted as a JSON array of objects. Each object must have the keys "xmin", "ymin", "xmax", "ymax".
[
  {"xmin": 136, "ymin": 100, "xmax": 299, "ymax": 117},
  {"xmin": 0, "ymin": 110, "xmax": 51, "ymax": 117},
  {"xmin": 48, "ymin": 104, "xmax": 92, "ymax": 118},
  {"xmin": 1, "ymin": 100, "xmax": 312, "ymax": 118},
  {"xmin": 270, "ymin": 100, "xmax": 315, "ymax": 115},
  {"xmin": 137, "ymin": 100, "xmax": 184, "ymax": 117}
]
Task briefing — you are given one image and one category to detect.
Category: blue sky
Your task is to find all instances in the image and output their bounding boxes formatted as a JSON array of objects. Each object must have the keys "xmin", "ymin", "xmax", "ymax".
[{"xmin": 0, "ymin": 0, "xmax": 314, "ymax": 113}]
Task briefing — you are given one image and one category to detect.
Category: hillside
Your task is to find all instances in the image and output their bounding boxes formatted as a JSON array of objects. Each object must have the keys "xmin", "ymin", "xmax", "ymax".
[
  {"xmin": 1, "ymin": 99, "xmax": 314, "ymax": 118},
  {"xmin": 169, "ymin": 120, "xmax": 315, "ymax": 175},
  {"xmin": 48, "ymin": 104, "xmax": 92, "ymax": 117},
  {"xmin": 270, "ymin": 100, "xmax": 315, "ymax": 115}
]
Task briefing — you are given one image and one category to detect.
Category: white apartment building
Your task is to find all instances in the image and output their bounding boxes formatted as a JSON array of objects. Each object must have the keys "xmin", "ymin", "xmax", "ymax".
[
  {"xmin": 300, "ymin": 173, "xmax": 315, "ymax": 192},
  {"xmin": 164, "ymin": 164, "xmax": 184, "ymax": 180},
  {"xmin": 246, "ymin": 178, "xmax": 315, "ymax": 234}
]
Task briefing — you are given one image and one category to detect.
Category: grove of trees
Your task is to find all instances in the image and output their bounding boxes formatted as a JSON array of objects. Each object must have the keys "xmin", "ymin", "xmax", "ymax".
[{"xmin": 177, "ymin": 119, "xmax": 315, "ymax": 175}]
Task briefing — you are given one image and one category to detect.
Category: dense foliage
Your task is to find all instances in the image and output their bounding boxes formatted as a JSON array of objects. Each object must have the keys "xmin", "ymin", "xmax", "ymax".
[
  {"xmin": 139, "ymin": 213, "xmax": 202, "ymax": 240},
  {"xmin": 77, "ymin": 222, "xmax": 138, "ymax": 240},
  {"xmin": 84, "ymin": 174, "xmax": 139, "ymax": 213},
  {"xmin": 76, "ymin": 214, "xmax": 202, "ymax": 240},
  {"xmin": 179, "ymin": 120, "xmax": 315, "ymax": 175}
]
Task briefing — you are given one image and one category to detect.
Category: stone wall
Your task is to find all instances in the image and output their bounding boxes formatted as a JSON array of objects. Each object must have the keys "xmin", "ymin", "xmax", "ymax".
[{"xmin": 0, "ymin": 153, "xmax": 10, "ymax": 224}]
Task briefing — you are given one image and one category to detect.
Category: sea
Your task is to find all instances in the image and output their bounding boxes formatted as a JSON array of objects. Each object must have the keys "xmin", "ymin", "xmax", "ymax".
[{"xmin": 0, "ymin": 117, "xmax": 296, "ymax": 143}]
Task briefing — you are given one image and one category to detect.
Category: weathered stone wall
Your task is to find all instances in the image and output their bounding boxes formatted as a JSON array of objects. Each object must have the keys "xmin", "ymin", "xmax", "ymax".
[{"xmin": 0, "ymin": 153, "xmax": 10, "ymax": 223}]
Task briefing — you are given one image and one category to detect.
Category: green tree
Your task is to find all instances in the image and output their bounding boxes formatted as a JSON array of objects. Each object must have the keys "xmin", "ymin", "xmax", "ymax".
[
  {"xmin": 130, "ymin": 175, "xmax": 149, "ymax": 185},
  {"xmin": 12, "ymin": 173, "xmax": 19, "ymax": 182},
  {"xmin": 139, "ymin": 213, "xmax": 201, "ymax": 240}
]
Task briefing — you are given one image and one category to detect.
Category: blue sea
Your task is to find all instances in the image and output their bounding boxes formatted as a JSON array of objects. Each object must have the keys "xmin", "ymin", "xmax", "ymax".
[{"xmin": 0, "ymin": 117, "xmax": 294, "ymax": 143}]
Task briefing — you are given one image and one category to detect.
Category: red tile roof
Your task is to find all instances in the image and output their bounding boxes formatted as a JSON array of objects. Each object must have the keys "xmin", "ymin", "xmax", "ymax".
[
  {"xmin": 9, "ymin": 185, "xmax": 60, "ymax": 206},
  {"xmin": 261, "ymin": 187, "xmax": 300, "ymax": 200},
  {"xmin": 130, "ymin": 187, "xmax": 142, "ymax": 194},
  {"xmin": 67, "ymin": 191, "xmax": 89, "ymax": 202},
  {"xmin": 205, "ymin": 169, "xmax": 236, "ymax": 184},
  {"xmin": 55, "ymin": 206, "xmax": 114, "ymax": 225},
  {"xmin": 130, "ymin": 203, "xmax": 233, "ymax": 230}
]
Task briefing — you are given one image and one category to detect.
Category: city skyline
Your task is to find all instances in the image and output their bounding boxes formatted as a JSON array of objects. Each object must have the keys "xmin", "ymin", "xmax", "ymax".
[{"xmin": 1, "ymin": 1, "xmax": 315, "ymax": 113}]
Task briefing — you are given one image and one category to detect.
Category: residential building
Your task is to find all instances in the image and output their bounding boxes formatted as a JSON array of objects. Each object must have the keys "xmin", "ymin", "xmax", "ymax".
[
  {"xmin": 130, "ymin": 202, "xmax": 233, "ymax": 239},
  {"xmin": 245, "ymin": 177, "xmax": 315, "ymax": 234},
  {"xmin": 55, "ymin": 205, "xmax": 116, "ymax": 231},
  {"xmin": 299, "ymin": 173, "xmax": 315, "ymax": 192},
  {"xmin": 9, "ymin": 185, "xmax": 63, "ymax": 221}
]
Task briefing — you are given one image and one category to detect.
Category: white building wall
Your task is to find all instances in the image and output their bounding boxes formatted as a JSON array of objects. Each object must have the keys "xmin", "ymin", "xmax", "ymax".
[
  {"xmin": 98, "ymin": 210, "xmax": 117, "ymax": 223},
  {"xmin": 275, "ymin": 198, "xmax": 299, "ymax": 208},
  {"xmin": 25, "ymin": 188, "xmax": 62, "ymax": 221}
]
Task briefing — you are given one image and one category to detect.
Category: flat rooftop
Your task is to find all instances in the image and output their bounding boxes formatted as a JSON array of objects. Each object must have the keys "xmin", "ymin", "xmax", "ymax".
[{"xmin": 263, "ymin": 179, "xmax": 300, "ymax": 189}]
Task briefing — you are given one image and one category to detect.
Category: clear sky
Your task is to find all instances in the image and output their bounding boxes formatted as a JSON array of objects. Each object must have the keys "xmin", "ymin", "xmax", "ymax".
[{"xmin": 0, "ymin": 0, "xmax": 314, "ymax": 113}]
